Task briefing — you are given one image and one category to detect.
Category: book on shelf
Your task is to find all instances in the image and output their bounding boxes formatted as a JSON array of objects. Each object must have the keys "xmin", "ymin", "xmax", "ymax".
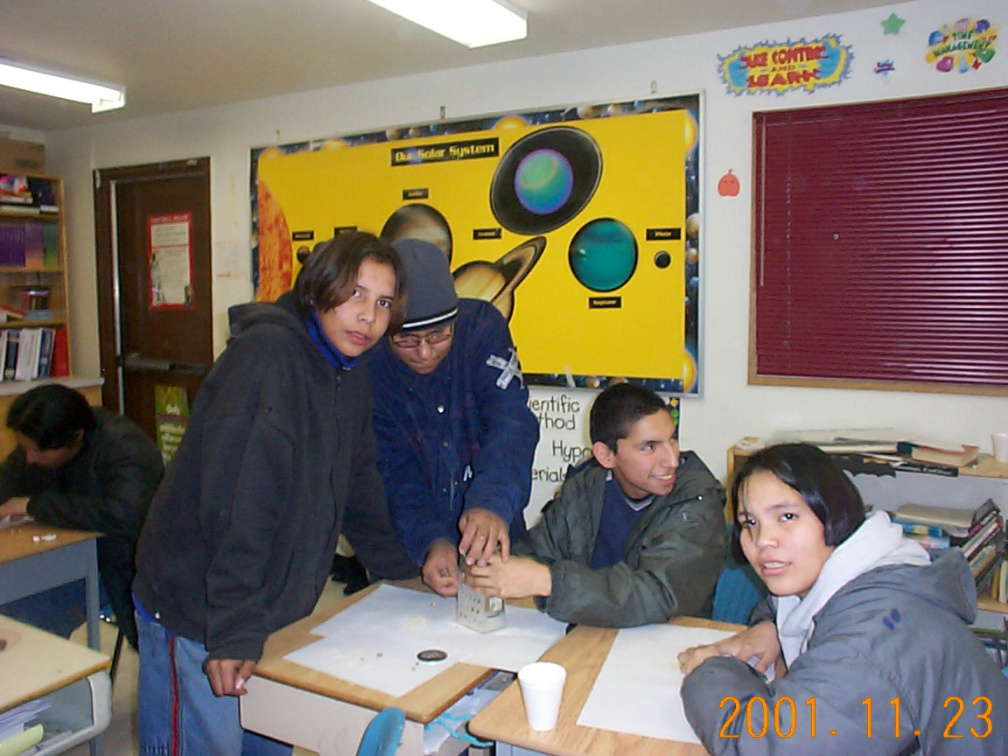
[
  {"xmin": 0, "ymin": 330, "xmax": 8, "ymax": 379},
  {"xmin": 13, "ymin": 327, "xmax": 41, "ymax": 380},
  {"xmin": 42, "ymin": 222, "xmax": 59, "ymax": 268},
  {"xmin": 999, "ymin": 559, "xmax": 1008, "ymax": 604},
  {"xmin": 0, "ymin": 304, "xmax": 24, "ymax": 322},
  {"xmin": 0, "ymin": 222, "xmax": 25, "ymax": 266},
  {"xmin": 904, "ymin": 532, "xmax": 952, "ymax": 550},
  {"xmin": 771, "ymin": 428, "xmax": 903, "ymax": 454},
  {"xmin": 49, "ymin": 326, "xmax": 69, "ymax": 377},
  {"xmin": 894, "ymin": 520, "xmax": 948, "ymax": 539},
  {"xmin": 959, "ymin": 513, "xmax": 1004, "ymax": 560},
  {"xmin": 894, "ymin": 499, "xmax": 998, "ymax": 539},
  {"xmin": 36, "ymin": 326, "xmax": 54, "ymax": 378},
  {"xmin": 23, "ymin": 220, "xmax": 44, "ymax": 269},
  {"xmin": 0, "ymin": 173, "xmax": 34, "ymax": 205},
  {"xmin": 971, "ymin": 541, "xmax": 1003, "ymax": 583},
  {"xmin": 2, "ymin": 329, "xmax": 18, "ymax": 380},
  {"xmin": 27, "ymin": 176, "xmax": 59, "ymax": 213},
  {"xmin": 897, "ymin": 441, "xmax": 981, "ymax": 467}
]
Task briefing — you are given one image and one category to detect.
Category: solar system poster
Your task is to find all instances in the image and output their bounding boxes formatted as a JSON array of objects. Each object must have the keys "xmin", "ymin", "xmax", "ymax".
[{"xmin": 251, "ymin": 95, "xmax": 702, "ymax": 393}]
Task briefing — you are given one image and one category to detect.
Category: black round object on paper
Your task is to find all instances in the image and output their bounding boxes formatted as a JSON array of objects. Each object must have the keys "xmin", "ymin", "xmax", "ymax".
[
  {"xmin": 490, "ymin": 127, "xmax": 602, "ymax": 235},
  {"xmin": 417, "ymin": 648, "xmax": 448, "ymax": 663}
]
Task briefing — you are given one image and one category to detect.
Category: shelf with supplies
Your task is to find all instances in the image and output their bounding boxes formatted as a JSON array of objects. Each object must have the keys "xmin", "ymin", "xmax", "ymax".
[
  {"xmin": 0, "ymin": 616, "xmax": 111, "ymax": 755},
  {"xmin": 0, "ymin": 174, "xmax": 74, "ymax": 385}
]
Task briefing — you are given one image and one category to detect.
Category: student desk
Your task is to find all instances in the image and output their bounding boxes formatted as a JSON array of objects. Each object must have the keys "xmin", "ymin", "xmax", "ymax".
[
  {"xmin": 242, "ymin": 580, "xmax": 519, "ymax": 755},
  {"xmin": 469, "ymin": 616, "xmax": 743, "ymax": 756},
  {"xmin": 0, "ymin": 521, "xmax": 102, "ymax": 652},
  {"xmin": 0, "ymin": 615, "xmax": 111, "ymax": 755}
]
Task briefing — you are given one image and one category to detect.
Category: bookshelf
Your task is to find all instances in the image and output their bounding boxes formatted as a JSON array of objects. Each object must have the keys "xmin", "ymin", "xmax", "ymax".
[
  {"xmin": 0, "ymin": 174, "xmax": 103, "ymax": 455},
  {"xmin": 0, "ymin": 174, "xmax": 71, "ymax": 378}
]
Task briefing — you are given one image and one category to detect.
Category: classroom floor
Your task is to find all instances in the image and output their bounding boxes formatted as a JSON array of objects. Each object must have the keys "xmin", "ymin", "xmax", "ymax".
[{"xmin": 64, "ymin": 578, "xmax": 349, "ymax": 756}]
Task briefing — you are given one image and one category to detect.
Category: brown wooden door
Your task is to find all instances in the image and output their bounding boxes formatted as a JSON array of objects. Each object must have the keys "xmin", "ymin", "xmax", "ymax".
[{"xmin": 93, "ymin": 159, "xmax": 213, "ymax": 441}]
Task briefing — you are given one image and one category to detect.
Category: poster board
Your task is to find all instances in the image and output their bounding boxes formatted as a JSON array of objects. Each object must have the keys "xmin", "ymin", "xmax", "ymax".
[{"xmin": 251, "ymin": 95, "xmax": 702, "ymax": 393}]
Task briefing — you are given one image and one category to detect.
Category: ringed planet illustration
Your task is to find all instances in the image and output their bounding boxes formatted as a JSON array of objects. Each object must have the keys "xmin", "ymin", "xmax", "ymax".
[{"xmin": 453, "ymin": 236, "xmax": 547, "ymax": 320}]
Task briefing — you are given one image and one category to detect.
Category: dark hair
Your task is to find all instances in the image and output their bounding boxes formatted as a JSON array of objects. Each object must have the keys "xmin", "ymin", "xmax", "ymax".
[
  {"xmin": 589, "ymin": 382, "xmax": 674, "ymax": 452},
  {"xmin": 293, "ymin": 231, "xmax": 408, "ymax": 330},
  {"xmin": 730, "ymin": 442, "xmax": 865, "ymax": 561},
  {"xmin": 7, "ymin": 384, "xmax": 95, "ymax": 450}
]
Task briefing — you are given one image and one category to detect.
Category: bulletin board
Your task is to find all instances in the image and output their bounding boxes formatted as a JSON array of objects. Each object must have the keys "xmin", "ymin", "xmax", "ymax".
[{"xmin": 250, "ymin": 95, "xmax": 702, "ymax": 393}]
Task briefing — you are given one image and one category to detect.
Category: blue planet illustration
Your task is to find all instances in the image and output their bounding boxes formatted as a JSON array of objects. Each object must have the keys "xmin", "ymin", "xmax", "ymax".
[{"xmin": 569, "ymin": 219, "xmax": 638, "ymax": 292}]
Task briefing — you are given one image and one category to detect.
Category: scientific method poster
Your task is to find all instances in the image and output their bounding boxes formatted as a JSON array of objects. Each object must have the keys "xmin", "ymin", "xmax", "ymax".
[{"xmin": 251, "ymin": 96, "xmax": 702, "ymax": 392}]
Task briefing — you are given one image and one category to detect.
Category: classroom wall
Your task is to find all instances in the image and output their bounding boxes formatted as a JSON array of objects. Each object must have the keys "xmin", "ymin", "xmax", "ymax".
[{"xmin": 41, "ymin": 0, "xmax": 1008, "ymax": 513}]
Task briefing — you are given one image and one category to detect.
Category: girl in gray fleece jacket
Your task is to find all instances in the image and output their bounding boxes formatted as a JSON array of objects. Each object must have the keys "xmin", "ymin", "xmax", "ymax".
[{"xmin": 679, "ymin": 442, "xmax": 1008, "ymax": 755}]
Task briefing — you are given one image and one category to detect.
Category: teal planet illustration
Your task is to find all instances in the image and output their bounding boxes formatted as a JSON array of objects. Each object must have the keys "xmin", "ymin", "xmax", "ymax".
[{"xmin": 569, "ymin": 219, "xmax": 637, "ymax": 292}]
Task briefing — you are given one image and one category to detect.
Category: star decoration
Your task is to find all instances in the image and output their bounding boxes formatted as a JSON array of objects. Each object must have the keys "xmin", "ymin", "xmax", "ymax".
[{"xmin": 882, "ymin": 13, "xmax": 906, "ymax": 35}]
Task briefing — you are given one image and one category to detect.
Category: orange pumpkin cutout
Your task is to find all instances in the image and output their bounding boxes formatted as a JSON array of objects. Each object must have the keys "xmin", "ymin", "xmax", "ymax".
[{"xmin": 718, "ymin": 169, "xmax": 740, "ymax": 197}]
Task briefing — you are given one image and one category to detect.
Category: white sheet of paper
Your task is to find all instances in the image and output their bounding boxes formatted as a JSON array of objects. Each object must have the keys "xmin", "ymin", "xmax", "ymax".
[
  {"xmin": 284, "ymin": 584, "xmax": 565, "ymax": 697},
  {"xmin": 576, "ymin": 624, "xmax": 734, "ymax": 743}
]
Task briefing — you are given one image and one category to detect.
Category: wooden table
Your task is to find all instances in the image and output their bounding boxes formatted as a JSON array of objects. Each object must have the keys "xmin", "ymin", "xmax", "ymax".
[
  {"xmin": 469, "ymin": 616, "xmax": 743, "ymax": 756},
  {"xmin": 0, "ymin": 615, "xmax": 111, "ymax": 755},
  {"xmin": 241, "ymin": 581, "xmax": 514, "ymax": 755},
  {"xmin": 0, "ymin": 521, "xmax": 102, "ymax": 652}
]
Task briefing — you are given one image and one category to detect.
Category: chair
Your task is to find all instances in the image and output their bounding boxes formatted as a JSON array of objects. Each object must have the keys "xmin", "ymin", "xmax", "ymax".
[
  {"xmin": 711, "ymin": 523, "xmax": 767, "ymax": 625},
  {"xmin": 712, "ymin": 559, "xmax": 766, "ymax": 625},
  {"xmin": 109, "ymin": 626, "xmax": 126, "ymax": 683},
  {"xmin": 99, "ymin": 588, "xmax": 127, "ymax": 685},
  {"xmin": 357, "ymin": 707, "xmax": 405, "ymax": 756}
]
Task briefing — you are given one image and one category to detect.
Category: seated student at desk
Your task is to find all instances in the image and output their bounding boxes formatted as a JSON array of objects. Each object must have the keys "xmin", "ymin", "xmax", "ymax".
[
  {"xmin": 133, "ymin": 232, "xmax": 418, "ymax": 756},
  {"xmin": 0, "ymin": 384, "xmax": 163, "ymax": 649},
  {"xmin": 466, "ymin": 382, "xmax": 727, "ymax": 626},
  {"xmin": 679, "ymin": 442, "xmax": 1008, "ymax": 755}
]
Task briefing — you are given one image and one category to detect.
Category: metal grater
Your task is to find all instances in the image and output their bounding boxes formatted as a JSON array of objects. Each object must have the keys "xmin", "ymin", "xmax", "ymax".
[{"xmin": 456, "ymin": 564, "xmax": 506, "ymax": 633}]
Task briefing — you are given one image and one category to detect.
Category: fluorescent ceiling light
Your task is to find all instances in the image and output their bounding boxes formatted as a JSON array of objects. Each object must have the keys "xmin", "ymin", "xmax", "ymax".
[
  {"xmin": 365, "ymin": 0, "xmax": 527, "ymax": 48},
  {"xmin": 0, "ymin": 58, "xmax": 126, "ymax": 113}
]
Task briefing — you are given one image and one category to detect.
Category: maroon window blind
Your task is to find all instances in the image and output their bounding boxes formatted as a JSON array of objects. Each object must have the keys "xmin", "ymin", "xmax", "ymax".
[{"xmin": 752, "ymin": 87, "xmax": 1008, "ymax": 394}]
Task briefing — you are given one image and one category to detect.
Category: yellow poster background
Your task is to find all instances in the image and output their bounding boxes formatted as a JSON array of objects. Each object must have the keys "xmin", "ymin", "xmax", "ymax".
[{"xmin": 257, "ymin": 110, "xmax": 687, "ymax": 382}]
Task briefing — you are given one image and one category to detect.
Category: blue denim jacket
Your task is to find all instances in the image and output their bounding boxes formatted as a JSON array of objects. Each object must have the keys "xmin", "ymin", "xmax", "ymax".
[{"xmin": 367, "ymin": 299, "xmax": 539, "ymax": 564}]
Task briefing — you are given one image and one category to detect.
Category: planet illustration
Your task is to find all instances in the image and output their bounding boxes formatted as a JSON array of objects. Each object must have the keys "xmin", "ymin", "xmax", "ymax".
[
  {"xmin": 685, "ymin": 212, "xmax": 700, "ymax": 240},
  {"xmin": 493, "ymin": 115, "xmax": 530, "ymax": 130},
  {"xmin": 514, "ymin": 149, "xmax": 574, "ymax": 215},
  {"xmin": 453, "ymin": 236, "xmax": 546, "ymax": 320},
  {"xmin": 381, "ymin": 204, "xmax": 454, "ymax": 261},
  {"xmin": 568, "ymin": 219, "xmax": 637, "ymax": 292},
  {"xmin": 682, "ymin": 348, "xmax": 698, "ymax": 393},
  {"xmin": 490, "ymin": 127, "xmax": 602, "ymax": 234}
]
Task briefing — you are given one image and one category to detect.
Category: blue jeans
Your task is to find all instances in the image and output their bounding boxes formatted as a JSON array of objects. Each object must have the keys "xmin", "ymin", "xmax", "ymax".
[{"xmin": 135, "ymin": 601, "xmax": 292, "ymax": 756}]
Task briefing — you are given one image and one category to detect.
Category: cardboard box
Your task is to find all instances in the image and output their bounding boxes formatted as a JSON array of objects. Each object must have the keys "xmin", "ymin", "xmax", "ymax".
[{"xmin": 0, "ymin": 138, "xmax": 46, "ymax": 174}]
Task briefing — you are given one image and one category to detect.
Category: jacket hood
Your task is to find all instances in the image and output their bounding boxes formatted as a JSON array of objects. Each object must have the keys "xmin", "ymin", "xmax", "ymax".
[
  {"xmin": 227, "ymin": 291, "xmax": 306, "ymax": 341},
  {"xmin": 840, "ymin": 547, "xmax": 977, "ymax": 625}
]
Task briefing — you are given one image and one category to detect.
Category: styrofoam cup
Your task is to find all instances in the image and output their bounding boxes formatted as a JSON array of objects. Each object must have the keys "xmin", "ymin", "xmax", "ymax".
[
  {"xmin": 517, "ymin": 661, "xmax": 567, "ymax": 731},
  {"xmin": 993, "ymin": 433, "xmax": 1008, "ymax": 463}
]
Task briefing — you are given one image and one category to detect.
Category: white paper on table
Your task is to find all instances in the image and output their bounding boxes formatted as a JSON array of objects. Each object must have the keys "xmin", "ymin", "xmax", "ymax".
[
  {"xmin": 284, "ymin": 584, "xmax": 565, "ymax": 697},
  {"xmin": 576, "ymin": 624, "xmax": 734, "ymax": 743}
]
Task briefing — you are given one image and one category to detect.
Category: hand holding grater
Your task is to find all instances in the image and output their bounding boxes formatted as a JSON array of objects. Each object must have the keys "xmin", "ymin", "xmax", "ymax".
[{"xmin": 456, "ymin": 556, "xmax": 506, "ymax": 632}]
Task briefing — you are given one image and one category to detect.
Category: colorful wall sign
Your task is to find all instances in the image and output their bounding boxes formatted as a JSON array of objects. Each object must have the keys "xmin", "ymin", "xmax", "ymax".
[
  {"xmin": 926, "ymin": 18, "xmax": 998, "ymax": 74},
  {"xmin": 719, "ymin": 35, "xmax": 853, "ymax": 95}
]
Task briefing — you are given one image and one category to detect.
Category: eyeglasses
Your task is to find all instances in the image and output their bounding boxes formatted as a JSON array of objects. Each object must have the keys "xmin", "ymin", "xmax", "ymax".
[{"xmin": 390, "ymin": 324, "xmax": 454, "ymax": 349}]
